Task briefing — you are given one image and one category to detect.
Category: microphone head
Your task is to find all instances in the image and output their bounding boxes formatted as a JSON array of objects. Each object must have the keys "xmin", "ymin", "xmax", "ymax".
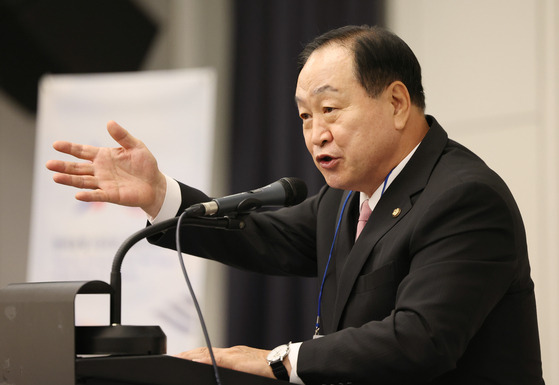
[{"xmin": 279, "ymin": 177, "xmax": 308, "ymax": 206}]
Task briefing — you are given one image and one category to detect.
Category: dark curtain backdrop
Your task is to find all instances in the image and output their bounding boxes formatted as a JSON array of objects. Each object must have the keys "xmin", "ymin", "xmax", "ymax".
[{"xmin": 227, "ymin": 0, "xmax": 385, "ymax": 349}]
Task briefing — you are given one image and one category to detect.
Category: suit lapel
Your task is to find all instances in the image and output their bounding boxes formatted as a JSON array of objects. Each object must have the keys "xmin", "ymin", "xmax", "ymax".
[
  {"xmin": 330, "ymin": 116, "xmax": 449, "ymax": 331},
  {"xmin": 334, "ymin": 192, "xmax": 359, "ymax": 284}
]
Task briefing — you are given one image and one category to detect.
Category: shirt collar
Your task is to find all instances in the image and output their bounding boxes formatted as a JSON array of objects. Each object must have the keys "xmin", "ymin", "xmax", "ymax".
[{"xmin": 359, "ymin": 142, "xmax": 421, "ymax": 212}]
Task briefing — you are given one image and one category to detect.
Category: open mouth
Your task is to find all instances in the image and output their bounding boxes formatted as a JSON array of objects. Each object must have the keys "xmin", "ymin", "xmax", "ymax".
[{"xmin": 316, "ymin": 154, "xmax": 338, "ymax": 168}]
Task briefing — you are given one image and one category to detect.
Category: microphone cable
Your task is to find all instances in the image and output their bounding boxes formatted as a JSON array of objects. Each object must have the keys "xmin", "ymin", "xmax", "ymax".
[{"xmin": 175, "ymin": 210, "xmax": 222, "ymax": 385}]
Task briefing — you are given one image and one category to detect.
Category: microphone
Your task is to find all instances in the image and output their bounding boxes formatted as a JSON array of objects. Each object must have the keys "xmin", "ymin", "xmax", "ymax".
[{"xmin": 185, "ymin": 177, "xmax": 308, "ymax": 217}]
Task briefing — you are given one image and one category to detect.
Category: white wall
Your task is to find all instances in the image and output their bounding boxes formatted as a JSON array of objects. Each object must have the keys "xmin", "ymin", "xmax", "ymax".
[{"xmin": 387, "ymin": 1, "xmax": 559, "ymax": 383}]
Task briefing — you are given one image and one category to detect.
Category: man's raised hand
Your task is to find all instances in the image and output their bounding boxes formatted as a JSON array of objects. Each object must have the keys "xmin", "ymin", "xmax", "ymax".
[{"xmin": 46, "ymin": 121, "xmax": 167, "ymax": 218}]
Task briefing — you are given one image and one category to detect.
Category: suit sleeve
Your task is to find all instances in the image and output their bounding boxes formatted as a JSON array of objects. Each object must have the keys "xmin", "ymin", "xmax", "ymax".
[{"xmin": 148, "ymin": 181, "xmax": 325, "ymax": 277}]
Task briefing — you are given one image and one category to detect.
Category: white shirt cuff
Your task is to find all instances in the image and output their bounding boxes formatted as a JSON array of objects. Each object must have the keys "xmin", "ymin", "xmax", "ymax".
[
  {"xmin": 148, "ymin": 174, "xmax": 182, "ymax": 224},
  {"xmin": 288, "ymin": 342, "xmax": 304, "ymax": 384}
]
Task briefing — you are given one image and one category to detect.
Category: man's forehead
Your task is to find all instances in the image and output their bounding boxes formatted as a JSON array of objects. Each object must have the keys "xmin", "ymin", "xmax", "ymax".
[
  {"xmin": 295, "ymin": 45, "xmax": 355, "ymax": 103},
  {"xmin": 298, "ymin": 46, "xmax": 353, "ymax": 82},
  {"xmin": 306, "ymin": 48, "xmax": 350, "ymax": 73}
]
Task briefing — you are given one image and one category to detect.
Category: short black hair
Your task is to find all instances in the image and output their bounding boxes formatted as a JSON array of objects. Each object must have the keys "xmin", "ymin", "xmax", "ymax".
[{"xmin": 298, "ymin": 25, "xmax": 426, "ymax": 110}]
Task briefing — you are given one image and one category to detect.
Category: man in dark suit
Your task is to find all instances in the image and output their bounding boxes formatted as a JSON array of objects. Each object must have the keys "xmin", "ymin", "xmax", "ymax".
[{"xmin": 47, "ymin": 26, "xmax": 544, "ymax": 384}]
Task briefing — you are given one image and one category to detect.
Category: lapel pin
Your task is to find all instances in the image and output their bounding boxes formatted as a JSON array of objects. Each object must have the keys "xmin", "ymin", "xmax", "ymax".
[{"xmin": 392, "ymin": 208, "xmax": 401, "ymax": 218}]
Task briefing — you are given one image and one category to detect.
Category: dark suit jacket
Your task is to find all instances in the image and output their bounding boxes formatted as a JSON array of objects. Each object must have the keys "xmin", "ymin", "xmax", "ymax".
[{"xmin": 150, "ymin": 116, "xmax": 544, "ymax": 384}]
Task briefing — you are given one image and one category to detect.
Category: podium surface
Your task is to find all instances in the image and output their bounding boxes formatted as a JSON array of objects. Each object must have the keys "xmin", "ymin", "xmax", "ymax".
[{"xmin": 76, "ymin": 355, "xmax": 281, "ymax": 385}]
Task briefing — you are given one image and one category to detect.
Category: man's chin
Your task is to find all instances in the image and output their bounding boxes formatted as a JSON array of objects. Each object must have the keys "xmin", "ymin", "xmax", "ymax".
[{"xmin": 323, "ymin": 176, "xmax": 350, "ymax": 191}]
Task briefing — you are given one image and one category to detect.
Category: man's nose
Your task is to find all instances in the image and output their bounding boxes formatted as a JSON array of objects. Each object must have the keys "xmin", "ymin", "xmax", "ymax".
[{"xmin": 311, "ymin": 119, "xmax": 333, "ymax": 147}]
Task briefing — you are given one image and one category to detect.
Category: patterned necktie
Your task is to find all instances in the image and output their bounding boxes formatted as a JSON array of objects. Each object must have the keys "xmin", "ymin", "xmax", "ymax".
[{"xmin": 355, "ymin": 199, "xmax": 372, "ymax": 240}]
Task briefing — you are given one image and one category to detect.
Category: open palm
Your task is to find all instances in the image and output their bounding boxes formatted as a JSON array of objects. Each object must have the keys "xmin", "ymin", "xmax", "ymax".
[{"xmin": 46, "ymin": 121, "xmax": 166, "ymax": 217}]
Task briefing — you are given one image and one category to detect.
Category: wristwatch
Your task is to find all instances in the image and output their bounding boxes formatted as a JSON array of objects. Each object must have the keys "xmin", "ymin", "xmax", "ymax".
[{"xmin": 266, "ymin": 342, "xmax": 291, "ymax": 381}]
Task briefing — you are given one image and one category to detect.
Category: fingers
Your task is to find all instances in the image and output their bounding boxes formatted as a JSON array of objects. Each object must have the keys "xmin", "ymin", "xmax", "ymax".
[
  {"xmin": 46, "ymin": 159, "xmax": 94, "ymax": 176},
  {"xmin": 75, "ymin": 189, "xmax": 109, "ymax": 203},
  {"xmin": 50, "ymin": 120, "xmax": 139, "ymax": 162},
  {"xmin": 51, "ymin": 173, "xmax": 109, "ymax": 203},
  {"xmin": 48, "ymin": 158, "xmax": 97, "ymax": 190},
  {"xmin": 52, "ymin": 140, "xmax": 99, "ymax": 161},
  {"xmin": 107, "ymin": 120, "xmax": 142, "ymax": 150},
  {"xmin": 52, "ymin": 173, "xmax": 99, "ymax": 191}
]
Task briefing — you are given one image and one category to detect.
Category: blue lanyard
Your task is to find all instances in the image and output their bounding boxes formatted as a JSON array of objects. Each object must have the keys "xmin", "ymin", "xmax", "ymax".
[
  {"xmin": 314, "ymin": 190, "xmax": 352, "ymax": 337},
  {"xmin": 314, "ymin": 170, "xmax": 393, "ymax": 337}
]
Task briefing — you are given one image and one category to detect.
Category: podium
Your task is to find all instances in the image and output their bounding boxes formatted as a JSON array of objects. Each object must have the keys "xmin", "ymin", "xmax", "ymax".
[
  {"xmin": 0, "ymin": 281, "xmax": 280, "ymax": 385},
  {"xmin": 75, "ymin": 355, "xmax": 280, "ymax": 385}
]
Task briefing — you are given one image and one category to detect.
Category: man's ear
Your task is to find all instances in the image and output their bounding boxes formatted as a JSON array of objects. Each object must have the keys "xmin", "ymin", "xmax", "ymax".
[{"xmin": 388, "ymin": 81, "xmax": 411, "ymax": 130}]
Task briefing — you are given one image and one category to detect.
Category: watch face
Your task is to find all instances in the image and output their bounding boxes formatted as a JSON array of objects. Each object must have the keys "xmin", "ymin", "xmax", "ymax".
[{"xmin": 268, "ymin": 344, "xmax": 288, "ymax": 362}]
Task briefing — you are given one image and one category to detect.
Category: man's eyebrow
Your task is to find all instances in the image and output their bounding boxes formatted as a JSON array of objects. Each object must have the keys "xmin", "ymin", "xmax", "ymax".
[
  {"xmin": 295, "ymin": 84, "xmax": 339, "ymax": 105},
  {"xmin": 313, "ymin": 84, "xmax": 339, "ymax": 94}
]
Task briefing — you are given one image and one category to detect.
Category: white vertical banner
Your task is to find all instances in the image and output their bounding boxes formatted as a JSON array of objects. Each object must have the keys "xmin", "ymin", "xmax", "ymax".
[{"xmin": 28, "ymin": 69, "xmax": 217, "ymax": 354}]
